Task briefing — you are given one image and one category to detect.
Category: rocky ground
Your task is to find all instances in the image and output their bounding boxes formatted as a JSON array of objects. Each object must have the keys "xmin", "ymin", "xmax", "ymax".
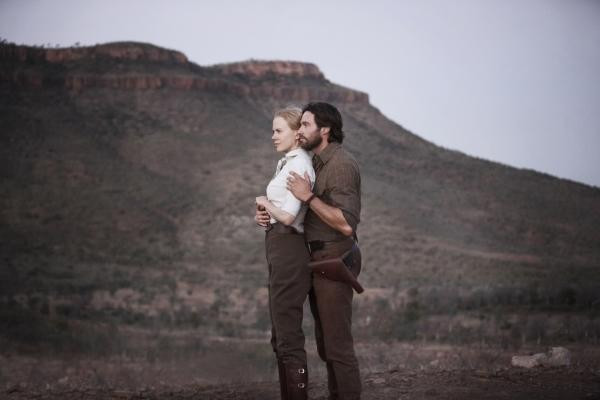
[{"xmin": 5, "ymin": 367, "xmax": 600, "ymax": 400}]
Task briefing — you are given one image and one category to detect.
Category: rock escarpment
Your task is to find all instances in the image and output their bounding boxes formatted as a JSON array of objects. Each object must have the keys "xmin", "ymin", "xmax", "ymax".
[
  {"xmin": 0, "ymin": 41, "xmax": 188, "ymax": 64},
  {"xmin": 215, "ymin": 60, "xmax": 324, "ymax": 79},
  {"xmin": 0, "ymin": 41, "xmax": 369, "ymax": 104}
]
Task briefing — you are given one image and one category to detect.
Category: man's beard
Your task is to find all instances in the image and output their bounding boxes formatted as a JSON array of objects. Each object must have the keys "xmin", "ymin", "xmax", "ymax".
[{"xmin": 300, "ymin": 134, "xmax": 322, "ymax": 151}]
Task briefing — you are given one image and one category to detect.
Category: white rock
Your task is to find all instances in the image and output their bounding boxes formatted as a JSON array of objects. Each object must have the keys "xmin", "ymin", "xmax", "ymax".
[
  {"xmin": 545, "ymin": 347, "xmax": 571, "ymax": 367},
  {"xmin": 511, "ymin": 353, "xmax": 548, "ymax": 368},
  {"xmin": 512, "ymin": 347, "xmax": 571, "ymax": 368}
]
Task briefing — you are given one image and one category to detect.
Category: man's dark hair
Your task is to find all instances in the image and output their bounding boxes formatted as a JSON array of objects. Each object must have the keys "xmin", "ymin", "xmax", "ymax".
[{"xmin": 302, "ymin": 102, "xmax": 344, "ymax": 143}]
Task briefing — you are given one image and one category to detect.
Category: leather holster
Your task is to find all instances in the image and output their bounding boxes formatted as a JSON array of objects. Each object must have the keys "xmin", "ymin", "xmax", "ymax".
[{"xmin": 308, "ymin": 242, "xmax": 364, "ymax": 294}]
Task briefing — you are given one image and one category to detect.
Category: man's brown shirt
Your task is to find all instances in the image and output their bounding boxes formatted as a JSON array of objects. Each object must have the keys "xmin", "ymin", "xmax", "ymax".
[{"xmin": 304, "ymin": 142, "xmax": 361, "ymax": 242}]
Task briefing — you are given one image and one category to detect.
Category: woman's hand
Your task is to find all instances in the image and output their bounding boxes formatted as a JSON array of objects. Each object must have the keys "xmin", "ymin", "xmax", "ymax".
[
  {"xmin": 255, "ymin": 196, "xmax": 271, "ymax": 227},
  {"xmin": 255, "ymin": 196, "xmax": 269, "ymax": 208}
]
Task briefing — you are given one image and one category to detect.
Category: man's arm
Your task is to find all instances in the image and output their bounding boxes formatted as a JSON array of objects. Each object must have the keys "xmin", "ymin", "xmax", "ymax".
[
  {"xmin": 287, "ymin": 171, "xmax": 353, "ymax": 236},
  {"xmin": 306, "ymin": 196, "xmax": 353, "ymax": 236}
]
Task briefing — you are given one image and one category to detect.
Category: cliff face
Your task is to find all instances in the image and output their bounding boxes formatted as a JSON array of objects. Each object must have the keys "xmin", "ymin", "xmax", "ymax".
[
  {"xmin": 0, "ymin": 42, "xmax": 369, "ymax": 104},
  {"xmin": 215, "ymin": 60, "xmax": 324, "ymax": 79},
  {"xmin": 0, "ymin": 41, "xmax": 188, "ymax": 64}
]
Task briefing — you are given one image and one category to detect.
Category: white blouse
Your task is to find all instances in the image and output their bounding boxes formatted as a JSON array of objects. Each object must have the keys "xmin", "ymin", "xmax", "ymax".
[{"xmin": 266, "ymin": 148, "xmax": 316, "ymax": 233}]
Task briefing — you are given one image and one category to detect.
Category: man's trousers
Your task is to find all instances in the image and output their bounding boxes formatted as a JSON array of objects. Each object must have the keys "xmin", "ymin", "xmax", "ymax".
[{"xmin": 309, "ymin": 237, "xmax": 362, "ymax": 400}]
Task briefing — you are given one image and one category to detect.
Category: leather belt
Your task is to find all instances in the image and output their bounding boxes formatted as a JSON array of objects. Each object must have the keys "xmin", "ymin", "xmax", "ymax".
[
  {"xmin": 266, "ymin": 222, "xmax": 299, "ymax": 235},
  {"xmin": 307, "ymin": 238, "xmax": 353, "ymax": 254},
  {"xmin": 307, "ymin": 240, "xmax": 325, "ymax": 253}
]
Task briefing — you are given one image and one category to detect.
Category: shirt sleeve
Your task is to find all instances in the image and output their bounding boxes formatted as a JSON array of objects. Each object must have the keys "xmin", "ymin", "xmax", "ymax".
[
  {"xmin": 328, "ymin": 159, "xmax": 361, "ymax": 233},
  {"xmin": 280, "ymin": 157, "xmax": 315, "ymax": 217}
]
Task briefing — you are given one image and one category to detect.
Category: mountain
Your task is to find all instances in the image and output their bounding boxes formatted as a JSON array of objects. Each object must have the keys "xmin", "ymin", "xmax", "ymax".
[{"xmin": 1, "ymin": 41, "xmax": 599, "ymax": 373}]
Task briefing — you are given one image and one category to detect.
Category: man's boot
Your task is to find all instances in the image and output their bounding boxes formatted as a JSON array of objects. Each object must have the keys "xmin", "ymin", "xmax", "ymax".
[
  {"xmin": 286, "ymin": 364, "xmax": 308, "ymax": 400},
  {"xmin": 277, "ymin": 359, "xmax": 288, "ymax": 400}
]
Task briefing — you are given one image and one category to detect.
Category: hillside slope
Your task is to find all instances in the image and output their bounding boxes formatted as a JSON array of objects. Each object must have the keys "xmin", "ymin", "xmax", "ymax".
[{"xmin": 1, "ymin": 42, "xmax": 599, "ymax": 357}]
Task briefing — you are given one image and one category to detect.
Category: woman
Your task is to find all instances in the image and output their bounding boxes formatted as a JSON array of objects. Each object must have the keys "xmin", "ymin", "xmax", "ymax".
[{"xmin": 255, "ymin": 106, "xmax": 315, "ymax": 400}]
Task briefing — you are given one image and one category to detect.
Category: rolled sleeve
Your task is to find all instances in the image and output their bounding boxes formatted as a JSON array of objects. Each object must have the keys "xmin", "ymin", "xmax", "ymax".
[{"xmin": 329, "ymin": 161, "xmax": 361, "ymax": 232}]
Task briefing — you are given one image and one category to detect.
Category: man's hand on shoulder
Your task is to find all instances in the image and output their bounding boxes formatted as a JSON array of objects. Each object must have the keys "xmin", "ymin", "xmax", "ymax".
[{"xmin": 286, "ymin": 171, "xmax": 313, "ymax": 202}]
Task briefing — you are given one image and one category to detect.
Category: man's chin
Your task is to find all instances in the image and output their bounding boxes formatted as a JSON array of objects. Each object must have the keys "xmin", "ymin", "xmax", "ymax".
[{"xmin": 302, "ymin": 138, "xmax": 321, "ymax": 151}]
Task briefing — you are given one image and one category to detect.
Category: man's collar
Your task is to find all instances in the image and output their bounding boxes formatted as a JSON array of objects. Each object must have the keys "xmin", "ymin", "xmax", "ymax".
[{"xmin": 315, "ymin": 142, "xmax": 341, "ymax": 165}]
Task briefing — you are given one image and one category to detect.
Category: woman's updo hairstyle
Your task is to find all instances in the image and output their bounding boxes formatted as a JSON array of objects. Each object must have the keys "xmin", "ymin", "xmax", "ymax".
[{"xmin": 274, "ymin": 106, "xmax": 302, "ymax": 130}]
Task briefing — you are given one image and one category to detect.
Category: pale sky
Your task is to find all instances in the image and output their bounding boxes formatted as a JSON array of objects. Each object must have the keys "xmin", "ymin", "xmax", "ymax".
[{"xmin": 2, "ymin": 0, "xmax": 599, "ymax": 187}]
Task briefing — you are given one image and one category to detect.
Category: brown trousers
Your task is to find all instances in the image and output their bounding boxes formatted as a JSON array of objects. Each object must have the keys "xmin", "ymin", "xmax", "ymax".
[
  {"xmin": 265, "ymin": 224, "xmax": 312, "ymax": 365},
  {"xmin": 309, "ymin": 237, "xmax": 362, "ymax": 400}
]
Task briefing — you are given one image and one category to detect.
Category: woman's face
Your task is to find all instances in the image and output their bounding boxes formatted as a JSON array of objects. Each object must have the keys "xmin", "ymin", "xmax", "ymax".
[{"xmin": 272, "ymin": 116, "xmax": 298, "ymax": 153}]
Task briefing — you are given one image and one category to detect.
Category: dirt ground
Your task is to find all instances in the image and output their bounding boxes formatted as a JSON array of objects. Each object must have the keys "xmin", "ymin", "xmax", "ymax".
[
  {"xmin": 5, "ymin": 367, "xmax": 600, "ymax": 400},
  {"xmin": 4, "ymin": 343, "xmax": 600, "ymax": 399}
]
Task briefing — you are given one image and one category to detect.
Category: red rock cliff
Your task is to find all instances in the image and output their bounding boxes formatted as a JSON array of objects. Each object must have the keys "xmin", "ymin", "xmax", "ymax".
[
  {"xmin": 0, "ymin": 42, "xmax": 187, "ymax": 64},
  {"xmin": 1, "ymin": 42, "xmax": 369, "ymax": 104},
  {"xmin": 214, "ymin": 60, "xmax": 324, "ymax": 80}
]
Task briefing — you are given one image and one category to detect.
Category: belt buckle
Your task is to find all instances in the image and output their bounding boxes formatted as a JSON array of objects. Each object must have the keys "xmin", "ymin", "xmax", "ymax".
[{"xmin": 307, "ymin": 240, "xmax": 324, "ymax": 254}]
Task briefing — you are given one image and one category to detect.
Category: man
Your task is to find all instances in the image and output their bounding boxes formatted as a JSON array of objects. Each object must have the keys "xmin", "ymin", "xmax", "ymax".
[{"xmin": 286, "ymin": 102, "xmax": 363, "ymax": 400}]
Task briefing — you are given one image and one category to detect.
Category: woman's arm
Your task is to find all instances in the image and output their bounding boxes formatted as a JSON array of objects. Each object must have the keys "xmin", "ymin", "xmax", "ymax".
[{"xmin": 255, "ymin": 196, "xmax": 295, "ymax": 226}]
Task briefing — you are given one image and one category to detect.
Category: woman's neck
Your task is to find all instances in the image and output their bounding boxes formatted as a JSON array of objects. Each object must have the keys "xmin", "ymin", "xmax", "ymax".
[{"xmin": 285, "ymin": 144, "xmax": 301, "ymax": 154}]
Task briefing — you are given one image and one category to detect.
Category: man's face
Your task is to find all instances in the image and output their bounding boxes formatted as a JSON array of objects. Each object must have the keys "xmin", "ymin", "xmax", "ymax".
[{"xmin": 298, "ymin": 111, "xmax": 322, "ymax": 151}]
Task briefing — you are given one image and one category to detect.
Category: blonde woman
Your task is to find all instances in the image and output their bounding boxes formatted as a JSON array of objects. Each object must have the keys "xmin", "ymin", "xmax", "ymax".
[{"xmin": 255, "ymin": 106, "xmax": 315, "ymax": 400}]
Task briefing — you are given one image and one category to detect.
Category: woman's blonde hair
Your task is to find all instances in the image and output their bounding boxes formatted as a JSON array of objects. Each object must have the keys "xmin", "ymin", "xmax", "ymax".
[{"xmin": 274, "ymin": 106, "xmax": 302, "ymax": 131}]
